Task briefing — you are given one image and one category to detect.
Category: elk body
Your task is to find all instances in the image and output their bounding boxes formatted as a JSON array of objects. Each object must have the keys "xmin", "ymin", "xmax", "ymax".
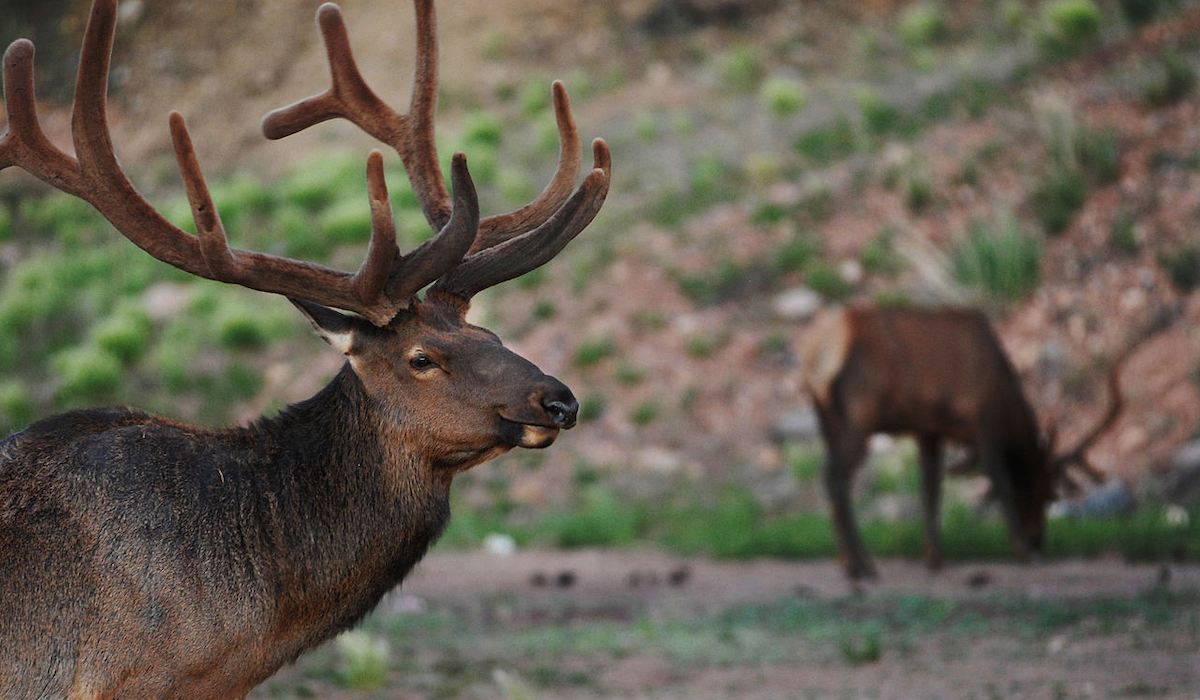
[
  {"xmin": 802, "ymin": 306, "xmax": 1123, "ymax": 580},
  {"xmin": 0, "ymin": 1, "xmax": 610, "ymax": 697}
]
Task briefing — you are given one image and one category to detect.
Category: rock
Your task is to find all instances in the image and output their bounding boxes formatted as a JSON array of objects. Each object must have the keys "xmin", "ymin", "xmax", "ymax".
[
  {"xmin": 839, "ymin": 259, "xmax": 864, "ymax": 285},
  {"xmin": 771, "ymin": 407, "xmax": 820, "ymax": 442},
  {"xmin": 773, "ymin": 287, "xmax": 822, "ymax": 321},
  {"xmin": 1056, "ymin": 480, "xmax": 1136, "ymax": 518},
  {"xmin": 1149, "ymin": 440, "xmax": 1200, "ymax": 507},
  {"xmin": 482, "ymin": 532, "xmax": 516, "ymax": 557}
]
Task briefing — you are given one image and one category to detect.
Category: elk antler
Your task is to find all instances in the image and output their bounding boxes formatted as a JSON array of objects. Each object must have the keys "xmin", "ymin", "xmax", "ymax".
[
  {"xmin": 0, "ymin": 0, "xmax": 610, "ymax": 326},
  {"xmin": 1049, "ymin": 353, "xmax": 1127, "ymax": 485},
  {"xmin": 261, "ymin": 0, "xmax": 612, "ymax": 281}
]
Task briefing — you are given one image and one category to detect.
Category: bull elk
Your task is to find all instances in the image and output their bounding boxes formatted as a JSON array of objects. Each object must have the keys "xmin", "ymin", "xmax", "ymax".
[
  {"xmin": 0, "ymin": 0, "xmax": 610, "ymax": 696},
  {"xmin": 802, "ymin": 306, "xmax": 1124, "ymax": 581}
]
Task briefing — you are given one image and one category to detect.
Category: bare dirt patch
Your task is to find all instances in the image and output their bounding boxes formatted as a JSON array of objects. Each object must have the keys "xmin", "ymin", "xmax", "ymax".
[{"xmin": 258, "ymin": 550, "xmax": 1200, "ymax": 700}]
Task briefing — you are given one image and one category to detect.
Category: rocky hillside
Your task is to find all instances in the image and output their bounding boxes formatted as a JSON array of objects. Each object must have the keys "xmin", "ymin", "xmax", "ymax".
[{"xmin": 4, "ymin": 0, "xmax": 1200, "ymax": 520}]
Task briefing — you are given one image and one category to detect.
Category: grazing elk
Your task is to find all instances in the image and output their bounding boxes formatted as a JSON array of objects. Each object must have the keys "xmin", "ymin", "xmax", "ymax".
[
  {"xmin": 0, "ymin": 0, "xmax": 610, "ymax": 697},
  {"xmin": 802, "ymin": 306, "xmax": 1124, "ymax": 581}
]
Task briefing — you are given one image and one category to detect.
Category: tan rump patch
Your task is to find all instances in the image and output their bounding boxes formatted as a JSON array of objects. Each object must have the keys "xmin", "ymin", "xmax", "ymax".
[{"xmin": 801, "ymin": 308, "xmax": 852, "ymax": 406}]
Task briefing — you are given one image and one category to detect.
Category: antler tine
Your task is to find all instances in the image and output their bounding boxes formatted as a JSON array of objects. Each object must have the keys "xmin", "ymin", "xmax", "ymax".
[
  {"xmin": 432, "ymin": 140, "xmax": 610, "ymax": 299},
  {"xmin": 3, "ymin": 0, "xmax": 481, "ymax": 326},
  {"xmin": 1052, "ymin": 353, "xmax": 1126, "ymax": 473},
  {"xmin": 261, "ymin": 2, "xmax": 588, "ymax": 250},
  {"xmin": 384, "ymin": 152, "xmax": 479, "ymax": 302},
  {"xmin": 261, "ymin": 1, "xmax": 450, "ymax": 231},
  {"xmin": 468, "ymin": 81, "xmax": 582, "ymax": 254},
  {"xmin": 1, "ymin": 40, "xmax": 82, "ymax": 183}
]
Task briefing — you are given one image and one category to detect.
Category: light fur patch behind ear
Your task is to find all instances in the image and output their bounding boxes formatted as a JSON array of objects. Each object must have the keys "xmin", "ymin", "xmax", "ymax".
[
  {"xmin": 290, "ymin": 299, "xmax": 358, "ymax": 356},
  {"xmin": 320, "ymin": 328, "xmax": 354, "ymax": 356}
]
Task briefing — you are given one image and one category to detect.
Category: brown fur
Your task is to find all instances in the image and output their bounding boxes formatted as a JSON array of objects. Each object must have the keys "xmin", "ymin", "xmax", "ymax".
[
  {"xmin": 802, "ymin": 306, "xmax": 1118, "ymax": 581},
  {"xmin": 0, "ymin": 293, "xmax": 578, "ymax": 699}
]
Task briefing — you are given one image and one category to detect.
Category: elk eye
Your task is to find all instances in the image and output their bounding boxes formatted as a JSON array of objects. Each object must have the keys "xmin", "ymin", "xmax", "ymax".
[{"xmin": 409, "ymin": 354, "xmax": 437, "ymax": 371}]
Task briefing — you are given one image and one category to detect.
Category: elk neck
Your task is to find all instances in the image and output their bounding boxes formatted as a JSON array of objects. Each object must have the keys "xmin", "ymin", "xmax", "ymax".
[{"xmin": 246, "ymin": 362, "xmax": 453, "ymax": 638}]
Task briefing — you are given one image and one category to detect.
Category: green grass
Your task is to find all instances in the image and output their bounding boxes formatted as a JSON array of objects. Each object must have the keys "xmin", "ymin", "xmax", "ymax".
[
  {"xmin": 1158, "ymin": 245, "xmax": 1200, "ymax": 292},
  {"xmin": 572, "ymin": 338, "xmax": 615, "ymax": 368},
  {"xmin": 794, "ymin": 118, "xmax": 858, "ymax": 165},
  {"xmin": 760, "ymin": 77, "xmax": 807, "ymax": 118},
  {"xmin": 898, "ymin": 3, "xmax": 949, "ymax": 48},
  {"xmin": 445, "ymin": 483, "xmax": 1200, "ymax": 564},
  {"xmin": 1143, "ymin": 50, "xmax": 1196, "ymax": 106},
  {"xmin": 1031, "ymin": 169, "xmax": 1087, "ymax": 234},
  {"xmin": 719, "ymin": 46, "xmax": 763, "ymax": 91},
  {"xmin": 953, "ymin": 215, "xmax": 1041, "ymax": 301},
  {"xmin": 1037, "ymin": 0, "xmax": 1104, "ymax": 59}
]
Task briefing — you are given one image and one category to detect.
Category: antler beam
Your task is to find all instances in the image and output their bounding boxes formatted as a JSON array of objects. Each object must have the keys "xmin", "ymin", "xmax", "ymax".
[
  {"xmin": 1, "ymin": 0, "xmax": 610, "ymax": 325},
  {"xmin": 260, "ymin": 0, "xmax": 608, "ymax": 262}
]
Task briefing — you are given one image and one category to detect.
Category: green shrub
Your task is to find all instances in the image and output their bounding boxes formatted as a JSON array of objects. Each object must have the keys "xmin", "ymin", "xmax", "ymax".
[
  {"xmin": 317, "ymin": 198, "xmax": 373, "ymax": 245},
  {"xmin": 578, "ymin": 394, "xmax": 607, "ymax": 423},
  {"xmin": 0, "ymin": 381, "xmax": 35, "ymax": 433},
  {"xmin": 519, "ymin": 76, "xmax": 553, "ymax": 116},
  {"xmin": 462, "ymin": 110, "xmax": 504, "ymax": 149},
  {"xmin": 335, "ymin": 631, "xmax": 390, "ymax": 691},
  {"xmin": 209, "ymin": 173, "xmax": 274, "ymax": 231},
  {"xmin": 806, "ymin": 264, "xmax": 853, "ymax": 301},
  {"xmin": 685, "ymin": 335, "xmax": 717, "ymax": 358},
  {"xmin": 1109, "ymin": 209, "xmax": 1140, "ymax": 256},
  {"xmin": 720, "ymin": 46, "xmax": 763, "ymax": 91},
  {"xmin": 1037, "ymin": 0, "xmax": 1103, "ymax": 58},
  {"xmin": 858, "ymin": 89, "xmax": 904, "ymax": 137},
  {"xmin": 630, "ymin": 400, "xmax": 659, "ymax": 426},
  {"xmin": 1118, "ymin": 0, "xmax": 1166, "ymax": 25},
  {"xmin": 91, "ymin": 308, "xmax": 152, "ymax": 365},
  {"xmin": 1159, "ymin": 245, "xmax": 1200, "ymax": 292},
  {"xmin": 20, "ymin": 194, "xmax": 99, "ymax": 239},
  {"xmin": 532, "ymin": 299, "xmax": 556, "ymax": 321},
  {"xmin": 573, "ymin": 338, "xmax": 614, "ymax": 368},
  {"xmin": 794, "ymin": 118, "xmax": 857, "ymax": 165},
  {"xmin": 905, "ymin": 172, "xmax": 934, "ymax": 213},
  {"xmin": 546, "ymin": 486, "xmax": 644, "ymax": 548},
  {"xmin": 838, "ymin": 625, "xmax": 884, "ymax": 664},
  {"xmin": 216, "ymin": 310, "xmax": 268, "ymax": 351},
  {"xmin": 751, "ymin": 202, "xmax": 789, "ymax": 226},
  {"xmin": 1031, "ymin": 169, "xmax": 1087, "ymax": 234},
  {"xmin": 53, "ymin": 346, "xmax": 122, "ymax": 405},
  {"xmin": 860, "ymin": 228, "xmax": 900, "ymax": 274},
  {"xmin": 953, "ymin": 215, "xmax": 1041, "ymax": 301},
  {"xmin": 0, "ymin": 205, "xmax": 12, "ymax": 242},
  {"xmin": 760, "ymin": 77, "xmax": 807, "ymax": 118},
  {"xmin": 634, "ymin": 110, "xmax": 661, "ymax": 142},
  {"xmin": 1075, "ymin": 128, "xmax": 1121, "ymax": 185},
  {"xmin": 690, "ymin": 154, "xmax": 737, "ymax": 197},
  {"xmin": 772, "ymin": 235, "xmax": 819, "ymax": 274},
  {"xmin": 274, "ymin": 204, "xmax": 331, "ymax": 259},
  {"xmin": 898, "ymin": 3, "xmax": 949, "ymax": 47},
  {"xmin": 998, "ymin": 0, "xmax": 1027, "ymax": 33},
  {"xmin": 614, "ymin": 361, "xmax": 646, "ymax": 386},
  {"xmin": 1143, "ymin": 50, "xmax": 1196, "ymax": 106}
]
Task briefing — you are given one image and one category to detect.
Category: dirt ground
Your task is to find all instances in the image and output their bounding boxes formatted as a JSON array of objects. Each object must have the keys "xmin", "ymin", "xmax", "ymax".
[{"xmin": 258, "ymin": 550, "xmax": 1200, "ymax": 700}]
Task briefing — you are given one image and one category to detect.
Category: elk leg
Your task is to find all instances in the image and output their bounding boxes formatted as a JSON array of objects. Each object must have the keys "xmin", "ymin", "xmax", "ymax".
[
  {"xmin": 820, "ymin": 422, "xmax": 875, "ymax": 581},
  {"xmin": 917, "ymin": 434, "xmax": 944, "ymax": 572},
  {"xmin": 980, "ymin": 448, "xmax": 1033, "ymax": 561}
]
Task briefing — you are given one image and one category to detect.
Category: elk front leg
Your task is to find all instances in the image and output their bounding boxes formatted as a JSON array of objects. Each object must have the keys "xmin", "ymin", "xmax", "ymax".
[
  {"xmin": 916, "ymin": 434, "xmax": 944, "ymax": 572},
  {"xmin": 818, "ymin": 417, "xmax": 874, "ymax": 580},
  {"xmin": 980, "ymin": 447, "xmax": 1033, "ymax": 562}
]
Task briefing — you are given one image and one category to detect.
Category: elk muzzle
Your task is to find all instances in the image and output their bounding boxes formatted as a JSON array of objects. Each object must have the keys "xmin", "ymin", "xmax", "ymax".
[{"xmin": 500, "ymin": 377, "xmax": 578, "ymax": 449}]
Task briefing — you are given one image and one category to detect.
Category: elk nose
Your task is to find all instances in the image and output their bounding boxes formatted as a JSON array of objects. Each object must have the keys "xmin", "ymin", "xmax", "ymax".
[{"xmin": 542, "ymin": 391, "xmax": 579, "ymax": 429}]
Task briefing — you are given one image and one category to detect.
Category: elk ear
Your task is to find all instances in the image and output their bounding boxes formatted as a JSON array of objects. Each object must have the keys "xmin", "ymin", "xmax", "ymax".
[{"xmin": 290, "ymin": 299, "xmax": 358, "ymax": 355}]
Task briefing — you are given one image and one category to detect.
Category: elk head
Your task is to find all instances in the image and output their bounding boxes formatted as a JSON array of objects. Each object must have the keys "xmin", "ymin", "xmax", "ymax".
[
  {"xmin": 0, "ymin": 0, "xmax": 610, "ymax": 467},
  {"xmin": 1022, "ymin": 354, "xmax": 1127, "ymax": 552}
]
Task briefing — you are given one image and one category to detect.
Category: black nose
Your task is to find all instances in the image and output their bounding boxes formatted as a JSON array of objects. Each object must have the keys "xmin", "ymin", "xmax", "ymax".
[{"xmin": 542, "ymin": 389, "xmax": 578, "ymax": 429}]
